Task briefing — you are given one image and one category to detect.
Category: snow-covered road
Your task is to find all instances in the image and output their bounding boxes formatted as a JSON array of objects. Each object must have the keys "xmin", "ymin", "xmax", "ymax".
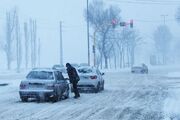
[{"xmin": 0, "ymin": 68, "xmax": 180, "ymax": 120}]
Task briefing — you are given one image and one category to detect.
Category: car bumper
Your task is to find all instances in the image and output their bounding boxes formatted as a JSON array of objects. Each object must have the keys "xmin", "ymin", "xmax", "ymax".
[
  {"xmin": 19, "ymin": 89, "xmax": 54, "ymax": 98},
  {"xmin": 77, "ymin": 84, "xmax": 96, "ymax": 91}
]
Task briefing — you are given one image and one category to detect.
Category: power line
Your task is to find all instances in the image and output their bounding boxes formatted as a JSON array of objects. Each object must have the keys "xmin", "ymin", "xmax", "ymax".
[
  {"xmin": 106, "ymin": 0, "xmax": 180, "ymax": 5},
  {"xmin": 134, "ymin": 0, "xmax": 180, "ymax": 3},
  {"xmin": 133, "ymin": 18, "xmax": 178, "ymax": 23}
]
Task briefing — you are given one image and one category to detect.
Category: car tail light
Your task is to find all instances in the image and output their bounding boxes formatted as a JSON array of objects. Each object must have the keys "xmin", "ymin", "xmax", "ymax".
[
  {"xmin": 46, "ymin": 84, "xmax": 55, "ymax": 89},
  {"xmin": 90, "ymin": 75, "xmax": 97, "ymax": 80},
  {"xmin": 20, "ymin": 84, "xmax": 26, "ymax": 89}
]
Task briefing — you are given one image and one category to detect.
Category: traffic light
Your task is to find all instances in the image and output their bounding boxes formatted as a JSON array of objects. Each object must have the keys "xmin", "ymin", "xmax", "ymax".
[
  {"xmin": 111, "ymin": 19, "xmax": 118, "ymax": 28},
  {"xmin": 130, "ymin": 19, "xmax": 133, "ymax": 28}
]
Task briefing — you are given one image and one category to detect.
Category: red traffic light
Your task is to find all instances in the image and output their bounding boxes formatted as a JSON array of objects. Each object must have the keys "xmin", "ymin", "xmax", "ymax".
[
  {"xmin": 130, "ymin": 19, "xmax": 133, "ymax": 28},
  {"xmin": 111, "ymin": 19, "xmax": 118, "ymax": 28}
]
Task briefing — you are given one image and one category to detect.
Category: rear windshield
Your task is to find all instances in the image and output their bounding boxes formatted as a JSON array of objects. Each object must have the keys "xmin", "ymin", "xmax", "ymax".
[
  {"xmin": 132, "ymin": 67, "xmax": 142, "ymax": 69},
  {"xmin": 78, "ymin": 68, "xmax": 93, "ymax": 74},
  {"xmin": 26, "ymin": 71, "xmax": 54, "ymax": 80}
]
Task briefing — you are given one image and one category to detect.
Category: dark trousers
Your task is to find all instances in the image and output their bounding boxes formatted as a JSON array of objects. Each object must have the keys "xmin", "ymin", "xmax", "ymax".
[{"xmin": 72, "ymin": 82, "xmax": 80, "ymax": 97}]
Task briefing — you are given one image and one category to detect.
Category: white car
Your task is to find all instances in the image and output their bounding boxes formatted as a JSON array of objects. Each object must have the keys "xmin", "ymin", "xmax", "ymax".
[
  {"xmin": 77, "ymin": 66, "xmax": 104, "ymax": 93},
  {"xmin": 79, "ymin": 63, "xmax": 89, "ymax": 67},
  {"xmin": 19, "ymin": 68, "xmax": 69, "ymax": 102}
]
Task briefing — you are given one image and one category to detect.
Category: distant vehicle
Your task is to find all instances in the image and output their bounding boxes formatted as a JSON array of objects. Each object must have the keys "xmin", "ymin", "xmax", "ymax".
[
  {"xmin": 77, "ymin": 66, "xmax": 104, "ymax": 93},
  {"xmin": 19, "ymin": 68, "xmax": 69, "ymax": 102},
  {"xmin": 52, "ymin": 64, "xmax": 66, "ymax": 73},
  {"xmin": 71, "ymin": 63, "xmax": 79, "ymax": 68},
  {"xmin": 131, "ymin": 64, "xmax": 148, "ymax": 74}
]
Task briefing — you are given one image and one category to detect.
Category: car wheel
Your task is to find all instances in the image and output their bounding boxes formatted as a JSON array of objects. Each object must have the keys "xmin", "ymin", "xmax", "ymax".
[
  {"xmin": 52, "ymin": 92, "xmax": 61, "ymax": 102},
  {"xmin": 94, "ymin": 83, "xmax": 100, "ymax": 93},
  {"xmin": 21, "ymin": 97, "xmax": 28, "ymax": 102},
  {"xmin": 63, "ymin": 88, "xmax": 69, "ymax": 99},
  {"xmin": 101, "ymin": 82, "xmax": 104, "ymax": 91},
  {"xmin": 52, "ymin": 95, "xmax": 59, "ymax": 102}
]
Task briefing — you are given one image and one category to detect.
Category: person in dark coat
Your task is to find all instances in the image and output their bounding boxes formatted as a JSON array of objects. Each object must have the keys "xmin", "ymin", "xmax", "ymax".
[{"xmin": 66, "ymin": 63, "xmax": 80, "ymax": 98}]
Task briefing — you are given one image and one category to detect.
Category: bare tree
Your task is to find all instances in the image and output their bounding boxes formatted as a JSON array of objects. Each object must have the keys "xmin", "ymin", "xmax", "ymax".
[
  {"xmin": 153, "ymin": 25, "xmax": 172, "ymax": 65},
  {"xmin": 4, "ymin": 9, "xmax": 16, "ymax": 70},
  {"xmin": 123, "ymin": 28, "xmax": 141, "ymax": 67},
  {"xmin": 29, "ymin": 19, "xmax": 37, "ymax": 68},
  {"xmin": 85, "ymin": 0, "xmax": 121, "ymax": 69},
  {"xmin": 15, "ymin": 11, "xmax": 22, "ymax": 72},
  {"xmin": 24, "ymin": 22, "xmax": 29, "ymax": 69}
]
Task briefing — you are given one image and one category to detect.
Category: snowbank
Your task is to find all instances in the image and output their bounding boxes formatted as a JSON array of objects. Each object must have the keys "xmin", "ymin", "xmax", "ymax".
[{"xmin": 164, "ymin": 90, "xmax": 180, "ymax": 120}]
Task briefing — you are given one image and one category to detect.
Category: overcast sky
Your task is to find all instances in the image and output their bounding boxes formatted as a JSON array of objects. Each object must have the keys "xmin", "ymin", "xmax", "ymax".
[{"xmin": 0, "ymin": 0, "xmax": 180, "ymax": 69}]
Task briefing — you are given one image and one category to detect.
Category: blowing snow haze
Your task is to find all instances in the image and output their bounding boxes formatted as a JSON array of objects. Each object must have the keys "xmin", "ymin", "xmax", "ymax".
[
  {"xmin": 0, "ymin": 0, "xmax": 180, "ymax": 69},
  {"xmin": 2, "ymin": 0, "xmax": 180, "ymax": 120}
]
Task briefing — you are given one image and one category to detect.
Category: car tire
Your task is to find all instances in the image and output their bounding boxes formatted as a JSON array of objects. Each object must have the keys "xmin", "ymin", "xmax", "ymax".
[
  {"xmin": 64, "ymin": 88, "xmax": 69, "ymax": 99},
  {"xmin": 94, "ymin": 83, "xmax": 100, "ymax": 93},
  {"xmin": 52, "ymin": 95, "xmax": 59, "ymax": 102},
  {"xmin": 101, "ymin": 82, "xmax": 104, "ymax": 91},
  {"xmin": 21, "ymin": 97, "xmax": 28, "ymax": 102},
  {"xmin": 44, "ymin": 95, "xmax": 50, "ymax": 102},
  {"xmin": 52, "ymin": 92, "xmax": 62, "ymax": 102}
]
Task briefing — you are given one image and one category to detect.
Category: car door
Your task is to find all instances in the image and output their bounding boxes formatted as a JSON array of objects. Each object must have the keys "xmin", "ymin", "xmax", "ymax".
[
  {"xmin": 54, "ymin": 71, "xmax": 63, "ymax": 96},
  {"xmin": 56, "ymin": 71, "xmax": 67, "ymax": 94}
]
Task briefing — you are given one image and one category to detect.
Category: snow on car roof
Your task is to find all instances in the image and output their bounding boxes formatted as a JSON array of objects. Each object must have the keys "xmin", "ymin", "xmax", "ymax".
[
  {"xmin": 32, "ymin": 68, "xmax": 56, "ymax": 72},
  {"xmin": 78, "ymin": 66, "xmax": 97, "ymax": 73}
]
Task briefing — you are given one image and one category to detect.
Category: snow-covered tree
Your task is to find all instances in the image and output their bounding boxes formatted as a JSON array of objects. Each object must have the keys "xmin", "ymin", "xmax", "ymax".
[
  {"xmin": 29, "ymin": 19, "xmax": 37, "ymax": 68},
  {"xmin": 85, "ymin": 0, "xmax": 121, "ymax": 69},
  {"xmin": 24, "ymin": 22, "xmax": 29, "ymax": 69},
  {"xmin": 153, "ymin": 25, "xmax": 172, "ymax": 65},
  {"xmin": 15, "ymin": 11, "xmax": 22, "ymax": 72},
  {"xmin": 4, "ymin": 9, "xmax": 16, "ymax": 70}
]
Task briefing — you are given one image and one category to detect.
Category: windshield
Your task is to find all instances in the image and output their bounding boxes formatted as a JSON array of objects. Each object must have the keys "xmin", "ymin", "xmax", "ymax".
[
  {"xmin": 26, "ymin": 71, "xmax": 54, "ymax": 80},
  {"xmin": 78, "ymin": 68, "xmax": 93, "ymax": 74}
]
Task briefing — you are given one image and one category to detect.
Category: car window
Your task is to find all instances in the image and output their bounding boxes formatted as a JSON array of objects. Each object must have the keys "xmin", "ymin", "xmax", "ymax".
[
  {"xmin": 26, "ymin": 71, "xmax": 54, "ymax": 80},
  {"xmin": 78, "ymin": 68, "xmax": 93, "ymax": 73},
  {"xmin": 54, "ymin": 71, "xmax": 65, "ymax": 80},
  {"xmin": 54, "ymin": 71, "xmax": 59, "ymax": 80}
]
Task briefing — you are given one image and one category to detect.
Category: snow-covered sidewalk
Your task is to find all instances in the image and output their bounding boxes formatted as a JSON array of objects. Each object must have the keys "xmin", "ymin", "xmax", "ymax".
[
  {"xmin": 167, "ymin": 72, "xmax": 180, "ymax": 79},
  {"xmin": 164, "ymin": 90, "xmax": 180, "ymax": 120},
  {"xmin": 163, "ymin": 71, "xmax": 180, "ymax": 120}
]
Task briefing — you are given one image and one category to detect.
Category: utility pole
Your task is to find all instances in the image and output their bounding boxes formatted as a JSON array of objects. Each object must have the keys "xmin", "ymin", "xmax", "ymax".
[
  {"xmin": 60, "ymin": 21, "xmax": 63, "ymax": 66},
  {"xmin": 161, "ymin": 14, "xmax": 168, "ymax": 25},
  {"xmin": 38, "ymin": 38, "xmax": 41, "ymax": 67},
  {"xmin": 87, "ymin": 0, "xmax": 90, "ymax": 66}
]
